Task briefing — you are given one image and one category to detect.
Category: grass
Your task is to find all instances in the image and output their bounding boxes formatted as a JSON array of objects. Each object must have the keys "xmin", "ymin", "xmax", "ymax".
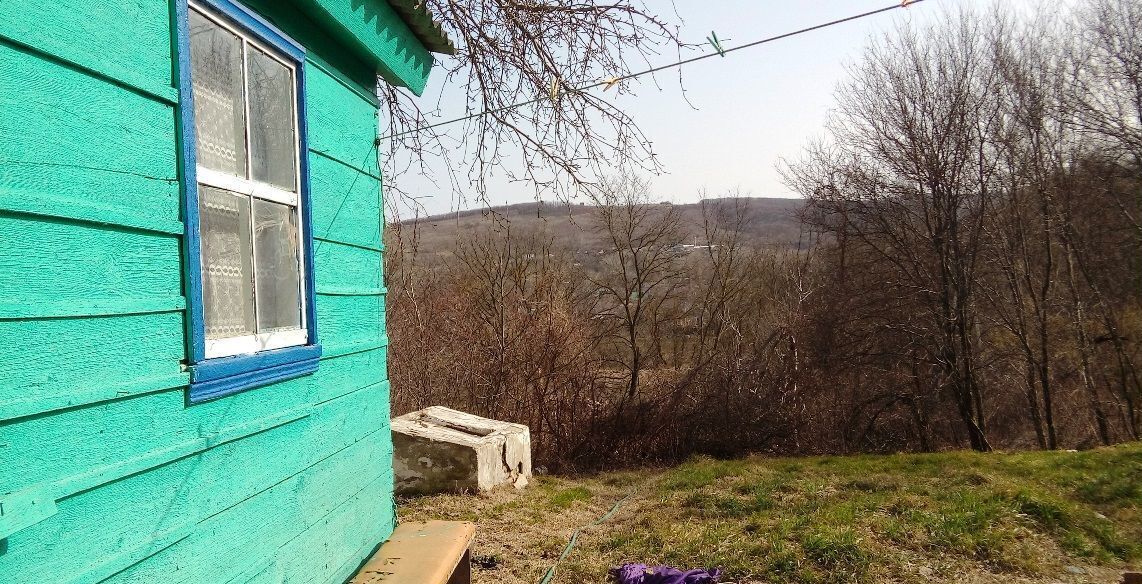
[
  {"xmin": 548, "ymin": 486, "xmax": 594, "ymax": 509},
  {"xmin": 398, "ymin": 443, "xmax": 1142, "ymax": 583}
]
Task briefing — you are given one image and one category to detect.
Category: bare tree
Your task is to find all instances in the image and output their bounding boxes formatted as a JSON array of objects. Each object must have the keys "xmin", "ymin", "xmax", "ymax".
[
  {"xmin": 588, "ymin": 175, "xmax": 684, "ymax": 405},
  {"xmin": 1067, "ymin": 0, "xmax": 1142, "ymax": 439},
  {"xmin": 783, "ymin": 10, "xmax": 1001, "ymax": 451},
  {"xmin": 1070, "ymin": 0, "xmax": 1142, "ymax": 172},
  {"xmin": 981, "ymin": 9, "xmax": 1070, "ymax": 449},
  {"xmin": 379, "ymin": 1, "xmax": 686, "ymax": 210}
]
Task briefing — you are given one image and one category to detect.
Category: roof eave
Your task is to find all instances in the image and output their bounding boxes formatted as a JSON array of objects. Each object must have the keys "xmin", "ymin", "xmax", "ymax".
[{"xmin": 386, "ymin": 0, "xmax": 456, "ymax": 55}]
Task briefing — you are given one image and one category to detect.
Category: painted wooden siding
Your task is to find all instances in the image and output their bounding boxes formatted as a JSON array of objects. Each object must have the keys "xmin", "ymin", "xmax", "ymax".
[{"xmin": 0, "ymin": 1, "xmax": 394, "ymax": 582}]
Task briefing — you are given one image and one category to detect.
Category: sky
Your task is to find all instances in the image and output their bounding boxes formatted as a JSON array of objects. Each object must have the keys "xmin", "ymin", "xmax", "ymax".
[{"xmin": 386, "ymin": 0, "xmax": 1048, "ymax": 217}]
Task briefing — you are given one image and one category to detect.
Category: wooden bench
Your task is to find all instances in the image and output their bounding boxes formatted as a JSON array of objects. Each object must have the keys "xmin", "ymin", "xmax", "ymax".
[{"xmin": 349, "ymin": 521, "xmax": 476, "ymax": 584}]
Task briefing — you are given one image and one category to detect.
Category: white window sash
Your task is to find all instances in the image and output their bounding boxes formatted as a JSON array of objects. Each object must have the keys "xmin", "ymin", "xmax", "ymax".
[
  {"xmin": 190, "ymin": 1, "xmax": 298, "ymax": 75},
  {"xmin": 196, "ymin": 167, "xmax": 299, "ymax": 206},
  {"xmin": 205, "ymin": 328, "xmax": 310, "ymax": 359},
  {"xmin": 196, "ymin": 168, "xmax": 309, "ymax": 358},
  {"xmin": 190, "ymin": 2, "xmax": 310, "ymax": 362}
]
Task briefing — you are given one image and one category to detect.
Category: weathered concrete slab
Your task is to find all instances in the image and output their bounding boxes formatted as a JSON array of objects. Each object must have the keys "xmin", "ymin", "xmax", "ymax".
[{"xmin": 392, "ymin": 406, "xmax": 531, "ymax": 495}]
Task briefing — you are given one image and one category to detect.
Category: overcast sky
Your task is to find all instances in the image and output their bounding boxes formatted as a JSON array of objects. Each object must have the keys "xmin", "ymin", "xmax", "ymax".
[{"xmin": 386, "ymin": 0, "xmax": 1051, "ymax": 217}]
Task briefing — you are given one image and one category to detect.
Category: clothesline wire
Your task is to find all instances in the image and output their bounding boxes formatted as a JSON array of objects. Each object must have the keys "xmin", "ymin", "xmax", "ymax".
[{"xmin": 379, "ymin": 0, "xmax": 926, "ymax": 141}]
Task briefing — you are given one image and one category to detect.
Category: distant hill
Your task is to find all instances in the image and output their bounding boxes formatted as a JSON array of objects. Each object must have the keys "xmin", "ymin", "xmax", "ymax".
[{"xmin": 392, "ymin": 197, "xmax": 806, "ymax": 258}]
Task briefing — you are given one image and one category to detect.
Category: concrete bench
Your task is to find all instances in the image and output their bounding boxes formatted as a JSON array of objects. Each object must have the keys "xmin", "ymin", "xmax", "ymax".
[{"xmin": 349, "ymin": 521, "xmax": 476, "ymax": 584}]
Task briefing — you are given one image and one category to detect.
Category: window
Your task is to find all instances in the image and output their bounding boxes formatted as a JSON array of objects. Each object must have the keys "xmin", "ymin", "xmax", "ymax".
[{"xmin": 178, "ymin": 0, "xmax": 319, "ymax": 403}]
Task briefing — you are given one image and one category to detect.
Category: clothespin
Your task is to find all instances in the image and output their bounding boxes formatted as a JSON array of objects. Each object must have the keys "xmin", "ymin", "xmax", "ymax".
[
  {"xmin": 707, "ymin": 31, "xmax": 727, "ymax": 57},
  {"xmin": 550, "ymin": 77, "xmax": 561, "ymax": 101},
  {"xmin": 901, "ymin": 0, "xmax": 915, "ymax": 6},
  {"xmin": 602, "ymin": 76, "xmax": 622, "ymax": 91}
]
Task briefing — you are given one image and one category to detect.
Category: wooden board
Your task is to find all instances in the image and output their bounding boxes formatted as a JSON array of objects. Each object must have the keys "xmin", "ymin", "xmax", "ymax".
[{"xmin": 350, "ymin": 521, "xmax": 476, "ymax": 584}]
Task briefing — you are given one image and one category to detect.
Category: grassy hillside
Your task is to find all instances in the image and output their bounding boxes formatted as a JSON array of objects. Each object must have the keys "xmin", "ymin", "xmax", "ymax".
[
  {"xmin": 399, "ymin": 444, "xmax": 1141, "ymax": 584},
  {"xmin": 392, "ymin": 197, "xmax": 806, "ymax": 260}
]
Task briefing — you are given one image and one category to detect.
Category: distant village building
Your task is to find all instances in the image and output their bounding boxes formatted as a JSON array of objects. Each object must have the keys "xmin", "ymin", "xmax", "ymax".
[{"xmin": 0, "ymin": 1, "xmax": 450, "ymax": 581}]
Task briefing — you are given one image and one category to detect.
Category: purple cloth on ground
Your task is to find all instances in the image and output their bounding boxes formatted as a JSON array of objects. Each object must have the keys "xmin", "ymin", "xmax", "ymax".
[{"xmin": 610, "ymin": 563, "xmax": 722, "ymax": 584}]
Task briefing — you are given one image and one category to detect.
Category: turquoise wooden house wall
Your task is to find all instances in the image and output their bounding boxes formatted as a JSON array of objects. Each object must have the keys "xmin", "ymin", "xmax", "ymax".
[{"xmin": 0, "ymin": 1, "xmax": 444, "ymax": 582}]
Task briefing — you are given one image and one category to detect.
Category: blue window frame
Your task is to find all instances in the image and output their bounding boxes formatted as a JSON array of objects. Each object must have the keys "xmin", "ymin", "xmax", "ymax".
[{"xmin": 174, "ymin": 0, "xmax": 320, "ymax": 403}]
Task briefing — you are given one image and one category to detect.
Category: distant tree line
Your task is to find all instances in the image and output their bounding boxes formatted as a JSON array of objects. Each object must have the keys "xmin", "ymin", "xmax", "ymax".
[{"xmin": 386, "ymin": 0, "xmax": 1141, "ymax": 470}]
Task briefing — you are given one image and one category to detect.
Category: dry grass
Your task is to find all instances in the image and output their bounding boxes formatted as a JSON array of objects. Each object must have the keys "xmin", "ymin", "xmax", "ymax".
[{"xmin": 397, "ymin": 443, "xmax": 1141, "ymax": 584}]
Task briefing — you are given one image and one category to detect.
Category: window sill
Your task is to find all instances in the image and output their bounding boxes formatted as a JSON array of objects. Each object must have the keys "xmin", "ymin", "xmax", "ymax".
[{"xmin": 188, "ymin": 343, "xmax": 321, "ymax": 404}]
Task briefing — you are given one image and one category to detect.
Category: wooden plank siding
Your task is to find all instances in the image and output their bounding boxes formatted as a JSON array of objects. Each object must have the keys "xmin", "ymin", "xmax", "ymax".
[{"xmin": 0, "ymin": 0, "xmax": 399, "ymax": 582}]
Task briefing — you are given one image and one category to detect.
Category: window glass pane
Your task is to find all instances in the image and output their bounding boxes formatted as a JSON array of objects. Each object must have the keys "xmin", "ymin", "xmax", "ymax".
[
  {"xmin": 246, "ymin": 47, "xmax": 297, "ymax": 191},
  {"xmin": 190, "ymin": 9, "xmax": 247, "ymax": 176},
  {"xmin": 199, "ymin": 186, "xmax": 255, "ymax": 339},
  {"xmin": 253, "ymin": 200, "xmax": 303, "ymax": 332}
]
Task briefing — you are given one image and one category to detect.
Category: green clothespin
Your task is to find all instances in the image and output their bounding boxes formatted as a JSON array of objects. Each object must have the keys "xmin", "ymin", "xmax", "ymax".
[{"xmin": 707, "ymin": 31, "xmax": 727, "ymax": 57}]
